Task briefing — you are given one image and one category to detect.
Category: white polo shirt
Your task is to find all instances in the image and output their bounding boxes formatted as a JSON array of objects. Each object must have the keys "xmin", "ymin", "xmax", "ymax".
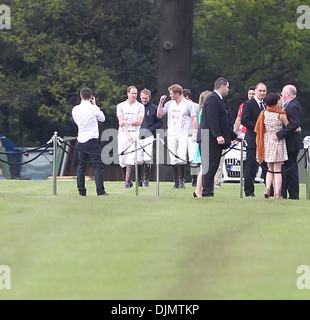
[
  {"xmin": 117, "ymin": 100, "xmax": 145, "ymax": 132},
  {"xmin": 72, "ymin": 100, "xmax": 106, "ymax": 143},
  {"xmin": 163, "ymin": 98, "xmax": 197, "ymax": 135}
]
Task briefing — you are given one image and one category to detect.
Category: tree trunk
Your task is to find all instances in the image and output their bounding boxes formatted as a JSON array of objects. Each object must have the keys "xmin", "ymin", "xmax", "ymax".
[
  {"xmin": 157, "ymin": 0, "xmax": 194, "ymax": 101},
  {"xmin": 157, "ymin": 0, "xmax": 194, "ymax": 182}
]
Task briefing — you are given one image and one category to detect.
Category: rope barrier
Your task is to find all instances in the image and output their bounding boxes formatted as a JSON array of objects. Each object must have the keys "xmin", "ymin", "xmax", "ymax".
[
  {"xmin": 0, "ymin": 143, "xmax": 50, "ymax": 155},
  {"xmin": 246, "ymin": 145, "xmax": 308, "ymax": 174},
  {"xmin": 58, "ymin": 137, "xmax": 156, "ymax": 166},
  {"xmin": 161, "ymin": 139, "xmax": 237, "ymax": 166},
  {"xmin": 0, "ymin": 145, "xmax": 50, "ymax": 166},
  {"xmin": 0, "ymin": 134, "xmax": 306, "ymax": 172},
  {"xmin": 56, "ymin": 134, "xmax": 238, "ymax": 168},
  {"xmin": 0, "ymin": 132, "xmax": 308, "ymax": 200}
]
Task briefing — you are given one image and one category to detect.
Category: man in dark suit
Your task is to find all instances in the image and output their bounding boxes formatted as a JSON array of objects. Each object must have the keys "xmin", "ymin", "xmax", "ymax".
[
  {"xmin": 276, "ymin": 85, "xmax": 303, "ymax": 200},
  {"xmin": 197, "ymin": 77, "xmax": 242, "ymax": 197},
  {"xmin": 241, "ymin": 83, "xmax": 267, "ymax": 197}
]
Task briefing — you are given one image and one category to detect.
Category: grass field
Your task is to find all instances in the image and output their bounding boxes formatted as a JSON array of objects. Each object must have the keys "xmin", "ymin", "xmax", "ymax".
[{"xmin": 1, "ymin": 179, "xmax": 310, "ymax": 300}]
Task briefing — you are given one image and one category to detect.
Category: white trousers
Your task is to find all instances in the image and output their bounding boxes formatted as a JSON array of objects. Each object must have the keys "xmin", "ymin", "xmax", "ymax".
[
  {"xmin": 167, "ymin": 134, "xmax": 188, "ymax": 165},
  {"xmin": 137, "ymin": 135, "xmax": 154, "ymax": 164},
  {"xmin": 118, "ymin": 130, "xmax": 139, "ymax": 167}
]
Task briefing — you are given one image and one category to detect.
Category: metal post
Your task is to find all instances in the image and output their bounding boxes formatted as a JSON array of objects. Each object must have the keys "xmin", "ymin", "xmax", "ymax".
[
  {"xmin": 156, "ymin": 133, "xmax": 160, "ymax": 198},
  {"xmin": 307, "ymin": 152, "xmax": 310, "ymax": 200},
  {"xmin": 134, "ymin": 139, "xmax": 139, "ymax": 196},
  {"xmin": 303, "ymin": 137, "xmax": 310, "ymax": 200},
  {"xmin": 240, "ymin": 140, "xmax": 244, "ymax": 199},
  {"xmin": 53, "ymin": 131, "xmax": 58, "ymax": 195}
]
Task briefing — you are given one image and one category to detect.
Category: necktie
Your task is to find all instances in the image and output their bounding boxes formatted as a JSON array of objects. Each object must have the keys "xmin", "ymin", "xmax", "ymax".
[{"xmin": 259, "ymin": 102, "xmax": 264, "ymax": 111}]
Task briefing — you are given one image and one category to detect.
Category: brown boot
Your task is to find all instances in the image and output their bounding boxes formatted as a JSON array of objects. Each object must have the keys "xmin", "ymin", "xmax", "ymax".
[
  {"xmin": 172, "ymin": 165, "xmax": 179, "ymax": 189},
  {"xmin": 137, "ymin": 165, "xmax": 143, "ymax": 187},
  {"xmin": 179, "ymin": 165, "xmax": 186, "ymax": 189},
  {"xmin": 124, "ymin": 165, "xmax": 134, "ymax": 189},
  {"xmin": 143, "ymin": 164, "xmax": 151, "ymax": 187}
]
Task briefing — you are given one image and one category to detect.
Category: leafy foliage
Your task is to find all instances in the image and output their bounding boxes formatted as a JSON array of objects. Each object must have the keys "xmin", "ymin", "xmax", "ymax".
[
  {"xmin": 193, "ymin": 0, "xmax": 310, "ymax": 129},
  {"xmin": 0, "ymin": 0, "xmax": 160, "ymax": 145},
  {"xmin": 1, "ymin": 0, "xmax": 310, "ymax": 145}
]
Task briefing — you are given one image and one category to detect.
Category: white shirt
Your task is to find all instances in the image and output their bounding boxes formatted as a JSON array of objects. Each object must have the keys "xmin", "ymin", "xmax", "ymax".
[
  {"xmin": 72, "ymin": 100, "xmax": 106, "ymax": 143},
  {"xmin": 254, "ymin": 96, "xmax": 264, "ymax": 109},
  {"xmin": 163, "ymin": 98, "xmax": 197, "ymax": 135},
  {"xmin": 188, "ymin": 101, "xmax": 199, "ymax": 131},
  {"xmin": 214, "ymin": 90, "xmax": 223, "ymax": 100},
  {"xmin": 117, "ymin": 100, "xmax": 145, "ymax": 132}
]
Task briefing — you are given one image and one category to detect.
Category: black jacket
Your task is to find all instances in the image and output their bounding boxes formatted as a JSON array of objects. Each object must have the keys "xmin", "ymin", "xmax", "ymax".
[
  {"xmin": 241, "ymin": 97, "xmax": 263, "ymax": 149},
  {"xmin": 140, "ymin": 102, "xmax": 163, "ymax": 138},
  {"xmin": 197, "ymin": 92, "xmax": 237, "ymax": 149},
  {"xmin": 276, "ymin": 98, "xmax": 303, "ymax": 152}
]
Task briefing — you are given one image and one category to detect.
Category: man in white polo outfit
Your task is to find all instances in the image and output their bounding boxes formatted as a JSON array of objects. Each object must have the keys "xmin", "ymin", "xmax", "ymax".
[
  {"xmin": 157, "ymin": 84, "xmax": 198, "ymax": 189},
  {"xmin": 183, "ymin": 88, "xmax": 200, "ymax": 187},
  {"xmin": 117, "ymin": 86, "xmax": 145, "ymax": 189}
]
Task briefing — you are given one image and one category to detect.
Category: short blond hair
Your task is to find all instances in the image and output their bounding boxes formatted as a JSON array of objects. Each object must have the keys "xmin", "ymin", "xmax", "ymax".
[
  {"xmin": 140, "ymin": 88, "xmax": 151, "ymax": 97},
  {"xmin": 127, "ymin": 86, "xmax": 137, "ymax": 93},
  {"xmin": 168, "ymin": 84, "xmax": 183, "ymax": 95}
]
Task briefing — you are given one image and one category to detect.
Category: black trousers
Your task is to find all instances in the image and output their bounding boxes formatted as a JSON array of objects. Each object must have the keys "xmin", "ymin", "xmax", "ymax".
[
  {"xmin": 77, "ymin": 139, "xmax": 105, "ymax": 196},
  {"xmin": 200, "ymin": 140, "xmax": 223, "ymax": 197},
  {"xmin": 244, "ymin": 147, "xmax": 258, "ymax": 196},
  {"xmin": 282, "ymin": 150, "xmax": 300, "ymax": 199}
]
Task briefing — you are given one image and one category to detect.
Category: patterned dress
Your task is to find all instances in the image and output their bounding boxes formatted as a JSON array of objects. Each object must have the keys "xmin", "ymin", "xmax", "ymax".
[{"xmin": 263, "ymin": 111, "xmax": 288, "ymax": 163}]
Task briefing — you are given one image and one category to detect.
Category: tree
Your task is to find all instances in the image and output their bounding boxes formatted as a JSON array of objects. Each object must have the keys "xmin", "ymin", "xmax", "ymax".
[
  {"xmin": 193, "ymin": 0, "xmax": 310, "ymax": 132},
  {"xmin": 0, "ymin": 0, "xmax": 161, "ymax": 145},
  {"xmin": 157, "ymin": 0, "xmax": 194, "ymax": 99}
]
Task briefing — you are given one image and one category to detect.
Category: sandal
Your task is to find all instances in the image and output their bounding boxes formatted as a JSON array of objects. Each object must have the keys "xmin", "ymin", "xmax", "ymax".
[
  {"xmin": 264, "ymin": 188, "xmax": 271, "ymax": 199},
  {"xmin": 274, "ymin": 193, "xmax": 283, "ymax": 200}
]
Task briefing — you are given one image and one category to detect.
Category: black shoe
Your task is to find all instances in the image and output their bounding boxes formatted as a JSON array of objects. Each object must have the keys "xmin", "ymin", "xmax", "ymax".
[
  {"xmin": 98, "ymin": 192, "xmax": 110, "ymax": 196},
  {"xmin": 179, "ymin": 180, "xmax": 186, "ymax": 189},
  {"xmin": 193, "ymin": 192, "xmax": 198, "ymax": 198},
  {"xmin": 79, "ymin": 193, "xmax": 87, "ymax": 197},
  {"xmin": 144, "ymin": 179, "xmax": 150, "ymax": 187},
  {"xmin": 173, "ymin": 182, "xmax": 179, "ymax": 189},
  {"xmin": 124, "ymin": 181, "xmax": 133, "ymax": 189},
  {"xmin": 246, "ymin": 194, "xmax": 256, "ymax": 197}
]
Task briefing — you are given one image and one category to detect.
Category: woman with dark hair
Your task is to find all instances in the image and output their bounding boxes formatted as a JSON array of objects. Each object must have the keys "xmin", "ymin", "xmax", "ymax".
[{"xmin": 255, "ymin": 93, "xmax": 289, "ymax": 199}]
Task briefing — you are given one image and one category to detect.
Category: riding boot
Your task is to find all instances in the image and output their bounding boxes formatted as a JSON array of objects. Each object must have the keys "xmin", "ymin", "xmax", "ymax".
[
  {"xmin": 143, "ymin": 164, "xmax": 151, "ymax": 187},
  {"xmin": 122, "ymin": 166, "xmax": 126, "ymax": 180},
  {"xmin": 137, "ymin": 164, "xmax": 143, "ymax": 187},
  {"xmin": 172, "ymin": 165, "xmax": 179, "ymax": 189},
  {"xmin": 124, "ymin": 165, "xmax": 134, "ymax": 189},
  {"xmin": 191, "ymin": 175, "xmax": 197, "ymax": 187},
  {"xmin": 179, "ymin": 165, "xmax": 186, "ymax": 189}
]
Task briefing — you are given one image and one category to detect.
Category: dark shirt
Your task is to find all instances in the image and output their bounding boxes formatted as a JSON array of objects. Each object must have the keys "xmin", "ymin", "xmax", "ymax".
[{"xmin": 140, "ymin": 102, "xmax": 163, "ymax": 138}]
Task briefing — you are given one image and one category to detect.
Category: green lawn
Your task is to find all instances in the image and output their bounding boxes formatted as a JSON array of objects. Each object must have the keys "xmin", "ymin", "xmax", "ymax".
[{"xmin": 0, "ymin": 179, "xmax": 310, "ymax": 300}]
